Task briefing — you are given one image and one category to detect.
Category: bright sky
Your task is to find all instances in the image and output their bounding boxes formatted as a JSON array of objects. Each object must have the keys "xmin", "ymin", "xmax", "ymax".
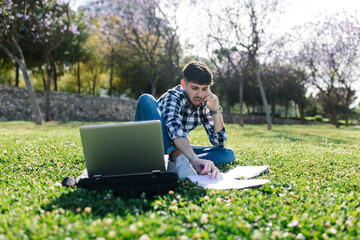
[{"xmin": 70, "ymin": 0, "xmax": 360, "ymax": 49}]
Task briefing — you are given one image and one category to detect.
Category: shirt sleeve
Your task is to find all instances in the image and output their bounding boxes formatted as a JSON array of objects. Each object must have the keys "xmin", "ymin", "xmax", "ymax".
[
  {"xmin": 161, "ymin": 95, "xmax": 189, "ymax": 140},
  {"xmin": 202, "ymin": 108, "xmax": 227, "ymax": 147}
]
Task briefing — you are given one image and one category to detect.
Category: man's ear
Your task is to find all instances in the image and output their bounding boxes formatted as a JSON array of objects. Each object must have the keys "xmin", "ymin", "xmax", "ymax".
[{"xmin": 181, "ymin": 79, "xmax": 185, "ymax": 88}]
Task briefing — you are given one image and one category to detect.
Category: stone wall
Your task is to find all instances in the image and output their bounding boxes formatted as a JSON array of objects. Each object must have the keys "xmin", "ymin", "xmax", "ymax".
[
  {"xmin": 0, "ymin": 85, "xmax": 137, "ymax": 122},
  {"xmin": 1, "ymin": 84, "xmax": 308, "ymax": 124}
]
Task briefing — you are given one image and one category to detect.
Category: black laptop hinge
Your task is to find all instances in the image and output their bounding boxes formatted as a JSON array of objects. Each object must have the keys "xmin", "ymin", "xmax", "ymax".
[
  {"xmin": 93, "ymin": 174, "xmax": 102, "ymax": 180},
  {"xmin": 152, "ymin": 170, "xmax": 161, "ymax": 175}
]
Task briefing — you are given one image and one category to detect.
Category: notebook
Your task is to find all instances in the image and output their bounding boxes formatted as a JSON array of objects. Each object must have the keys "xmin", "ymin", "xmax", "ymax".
[{"xmin": 79, "ymin": 120, "xmax": 166, "ymax": 178}]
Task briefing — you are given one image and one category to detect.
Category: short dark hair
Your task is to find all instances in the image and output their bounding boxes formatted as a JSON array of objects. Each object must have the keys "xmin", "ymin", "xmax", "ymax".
[{"xmin": 182, "ymin": 61, "xmax": 214, "ymax": 85}]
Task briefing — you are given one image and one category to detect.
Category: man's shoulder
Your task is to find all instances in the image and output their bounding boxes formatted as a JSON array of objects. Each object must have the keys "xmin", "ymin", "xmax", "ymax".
[{"xmin": 158, "ymin": 85, "xmax": 184, "ymax": 103}]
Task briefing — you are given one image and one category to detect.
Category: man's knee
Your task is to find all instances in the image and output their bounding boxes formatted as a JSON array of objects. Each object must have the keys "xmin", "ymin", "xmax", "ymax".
[
  {"xmin": 222, "ymin": 148, "xmax": 236, "ymax": 164},
  {"xmin": 137, "ymin": 94, "xmax": 156, "ymax": 106}
]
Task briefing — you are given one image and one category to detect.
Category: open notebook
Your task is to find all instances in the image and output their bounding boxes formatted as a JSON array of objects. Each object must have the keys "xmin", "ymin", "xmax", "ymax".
[{"xmin": 187, "ymin": 166, "xmax": 270, "ymax": 190}]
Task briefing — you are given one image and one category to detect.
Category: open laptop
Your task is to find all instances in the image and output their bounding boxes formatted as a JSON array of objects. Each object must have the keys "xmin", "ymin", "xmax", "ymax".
[{"xmin": 79, "ymin": 120, "xmax": 166, "ymax": 178}]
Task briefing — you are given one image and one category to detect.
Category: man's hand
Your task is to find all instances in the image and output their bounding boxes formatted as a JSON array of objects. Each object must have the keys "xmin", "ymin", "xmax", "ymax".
[
  {"xmin": 204, "ymin": 90, "xmax": 224, "ymax": 133},
  {"xmin": 204, "ymin": 90, "xmax": 220, "ymax": 111},
  {"xmin": 191, "ymin": 158, "xmax": 219, "ymax": 179}
]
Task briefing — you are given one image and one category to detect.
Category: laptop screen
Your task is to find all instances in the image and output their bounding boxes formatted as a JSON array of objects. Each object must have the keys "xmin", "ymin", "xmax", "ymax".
[{"xmin": 80, "ymin": 120, "xmax": 166, "ymax": 177}]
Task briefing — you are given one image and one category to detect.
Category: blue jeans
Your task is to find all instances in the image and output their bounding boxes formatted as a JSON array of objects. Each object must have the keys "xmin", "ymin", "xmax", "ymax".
[{"xmin": 134, "ymin": 94, "xmax": 235, "ymax": 164}]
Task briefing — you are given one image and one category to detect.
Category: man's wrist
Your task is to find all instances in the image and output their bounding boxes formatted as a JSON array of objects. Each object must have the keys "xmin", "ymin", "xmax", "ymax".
[
  {"xmin": 210, "ymin": 106, "xmax": 223, "ymax": 115},
  {"xmin": 190, "ymin": 153, "xmax": 203, "ymax": 163},
  {"xmin": 190, "ymin": 153, "xmax": 197, "ymax": 162}
]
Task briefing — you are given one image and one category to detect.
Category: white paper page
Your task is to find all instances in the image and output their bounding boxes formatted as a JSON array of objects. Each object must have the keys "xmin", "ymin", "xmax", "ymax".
[
  {"xmin": 226, "ymin": 166, "xmax": 270, "ymax": 179},
  {"xmin": 164, "ymin": 154, "xmax": 169, "ymax": 170},
  {"xmin": 203, "ymin": 179, "xmax": 270, "ymax": 190},
  {"xmin": 187, "ymin": 174, "xmax": 270, "ymax": 189},
  {"xmin": 187, "ymin": 165, "xmax": 270, "ymax": 190}
]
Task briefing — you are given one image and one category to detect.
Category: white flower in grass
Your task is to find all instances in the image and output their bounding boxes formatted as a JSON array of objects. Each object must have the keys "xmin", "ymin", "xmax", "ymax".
[
  {"xmin": 328, "ymin": 227, "xmax": 337, "ymax": 235},
  {"xmin": 287, "ymin": 219, "xmax": 299, "ymax": 228},
  {"xmin": 129, "ymin": 224, "xmax": 137, "ymax": 233},
  {"xmin": 107, "ymin": 230, "xmax": 116, "ymax": 238},
  {"xmin": 253, "ymin": 230, "xmax": 262, "ymax": 239},
  {"xmin": 84, "ymin": 207, "xmax": 91, "ymax": 214},
  {"xmin": 271, "ymin": 230, "xmax": 281, "ymax": 239},
  {"xmin": 54, "ymin": 182, "xmax": 62, "ymax": 187},
  {"xmin": 200, "ymin": 213, "xmax": 209, "ymax": 224},
  {"xmin": 103, "ymin": 218, "xmax": 113, "ymax": 226},
  {"xmin": 139, "ymin": 234, "xmax": 151, "ymax": 240}
]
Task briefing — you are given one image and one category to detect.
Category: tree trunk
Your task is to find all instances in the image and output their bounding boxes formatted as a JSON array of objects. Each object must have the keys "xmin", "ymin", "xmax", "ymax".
[
  {"xmin": 42, "ymin": 76, "xmax": 47, "ymax": 90},
  {"xmin": 324, "ymin": 95, "xmax": 339, "ymax": 128},
  {"xmin": 255, "ymin": 64, "xmax": 272, "ymax": 129},
  {"xmin": 19, "ymin": 60, "xmax": 43, "ymax": 125},
  {"xmin": 52, "ymin": 61, "xmax": 57, "ymax": 91},
  {"xmin": 285, "ymin": 101, "xmax": 289, "ymax": 118},
  {"xmin": 109, "ymin": 56, "xmax": 114, "ymax": 97},
  {"xmin": 92, "ymin": 74, "xmax": 97, "ymax": 96},
  {"xmin": 0, "ymin": 42, "xmax": 43, "ymax": 125},
  {"xmin": 344, "ymin": 87, "xmax": 351, "ymax": 127},
  {"xmin": 45, "ymin": 55, "xmax": 54, "ymax": 121},
  {"xmin": 298, "ymin": 102, "xmax": 305, "ymax": 124},
  {"xmin": 345, "ymin": 102, "xmax": 349, "ymax": 127},
  {"xmin": 151, "ymin": 78, "xmax": 158, "ymax": 96},
  {"xmin": 77, "ymin": 60, "xmax": 81, "ymax": 94},
  {"xmin": 245, "ymin": 102, "xmax": 250, "ymax": 114},
  {"xmin": 151, "ymin": 84, "xmax": 156, "ymax": 96},
  {"xmin": 269, "ymin": 96, "xmax": 275, "ymax": 124},
  {"xmin": 239, "ymin": 75, "xmax": 244, "ymax": 127},
  {"xmin": 330, "ymin": 104, "xmax": 339, "ymax": 128},
  {"xmin": 15, "ymin": 62, "xmax": 19, "ymax": 87}
]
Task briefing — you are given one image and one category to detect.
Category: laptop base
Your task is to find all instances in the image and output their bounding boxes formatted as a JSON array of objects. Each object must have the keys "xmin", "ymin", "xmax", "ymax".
[{"xmin": 68, "ymin": 161, "xmax": 178, "ymax": 196}]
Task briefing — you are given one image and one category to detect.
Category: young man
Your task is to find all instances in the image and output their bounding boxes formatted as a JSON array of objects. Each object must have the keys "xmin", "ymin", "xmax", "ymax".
[{"xmin": 134, "ymin": 61, "xmax": 235, "ymax": 180}]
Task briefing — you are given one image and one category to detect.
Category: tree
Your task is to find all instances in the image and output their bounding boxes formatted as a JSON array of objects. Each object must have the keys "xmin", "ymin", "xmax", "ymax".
[
  {"xmin": 261, "ymin": 64, "xmax": 281, "ymax": 123},
  {"xmin": 296, "ymin": 12, "xmax": 360, "ymax": 128},
  {"xmin": 32, "ymin": 0, "xmax": 76, "ymax": 121},
  {"xmin": 0, "ymin": 51, "xmax": 14, "ymax": 85},
  {"xmin": 0, "ymin": 0, "xmax": 43, "ymax": 124},
  {"xmin": 334, "ymin": 87, "xmax": 357, "ymax": 125},
  {"xmin": 52, "ymin": 11, "xmax": 89, "ymax": 94},
  {"xmin": 208, "ymin": 48, "xmax": 248, "ymax": 125},
  {"xmin": 206, "ymin": 0, "xmax": 278, "ymax": 129},
  {"xmin": 82, "ymin": 0, "xmax": 182, "ymax": 97}
]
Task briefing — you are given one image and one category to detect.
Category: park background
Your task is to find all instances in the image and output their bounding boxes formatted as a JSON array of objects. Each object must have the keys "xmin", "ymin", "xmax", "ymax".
[
  {"xmin": 1, "ymin": 0, "xmax": 360, "ymax": 128},
  {"xmin": 1, "ymin": 1, "xmax": 360, "ymax": 239}
]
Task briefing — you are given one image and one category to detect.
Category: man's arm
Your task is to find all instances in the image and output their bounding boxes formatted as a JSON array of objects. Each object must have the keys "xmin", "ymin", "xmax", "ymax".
[
  {"xmin": 173, "ymin": 137, "xmax": 219, "ymax": 179},
  {"xmin": 202, "ymin": 91, "xmax": 227, "ymax": 147},
  {"xmin": 211, "ymin": 107, "xmax": 224, "ymax": 133},
  {"xmin": 205, "ymin": 91, "xmax": 224, "ymax": 132}
]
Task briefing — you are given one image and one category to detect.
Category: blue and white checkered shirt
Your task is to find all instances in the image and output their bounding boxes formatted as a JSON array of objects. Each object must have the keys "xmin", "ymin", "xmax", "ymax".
[{"xmin": 157, "ymin": 85, "xmax": 227, "ymax": 148}]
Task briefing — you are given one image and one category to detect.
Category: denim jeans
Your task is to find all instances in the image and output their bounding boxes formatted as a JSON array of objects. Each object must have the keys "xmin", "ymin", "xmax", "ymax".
[{"xmin": 134, "ymin": 94, "xmax": 236, "ymax": 164}]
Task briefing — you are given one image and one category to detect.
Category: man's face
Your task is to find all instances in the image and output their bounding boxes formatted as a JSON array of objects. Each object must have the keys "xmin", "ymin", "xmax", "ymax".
[{"xmin": 181, "ymin": 79, "xmax": 210, "ymax": 107}]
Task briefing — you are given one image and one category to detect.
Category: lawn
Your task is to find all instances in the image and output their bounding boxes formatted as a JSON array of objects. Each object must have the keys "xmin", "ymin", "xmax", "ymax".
[{"xmin": 0, "ymin": 122, "xmax": 359, "ymax": 239}]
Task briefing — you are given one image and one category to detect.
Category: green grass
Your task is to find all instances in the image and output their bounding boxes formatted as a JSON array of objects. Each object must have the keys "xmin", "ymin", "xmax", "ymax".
[{"xmin": 1, "ymin": 122, "xmax": 359, "ymax": 239}]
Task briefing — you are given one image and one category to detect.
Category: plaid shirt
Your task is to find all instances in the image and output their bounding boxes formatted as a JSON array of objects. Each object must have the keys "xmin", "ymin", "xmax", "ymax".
[{"xmin": 157, "ymin": 85, "xmax": 227, "ymax": 148}]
